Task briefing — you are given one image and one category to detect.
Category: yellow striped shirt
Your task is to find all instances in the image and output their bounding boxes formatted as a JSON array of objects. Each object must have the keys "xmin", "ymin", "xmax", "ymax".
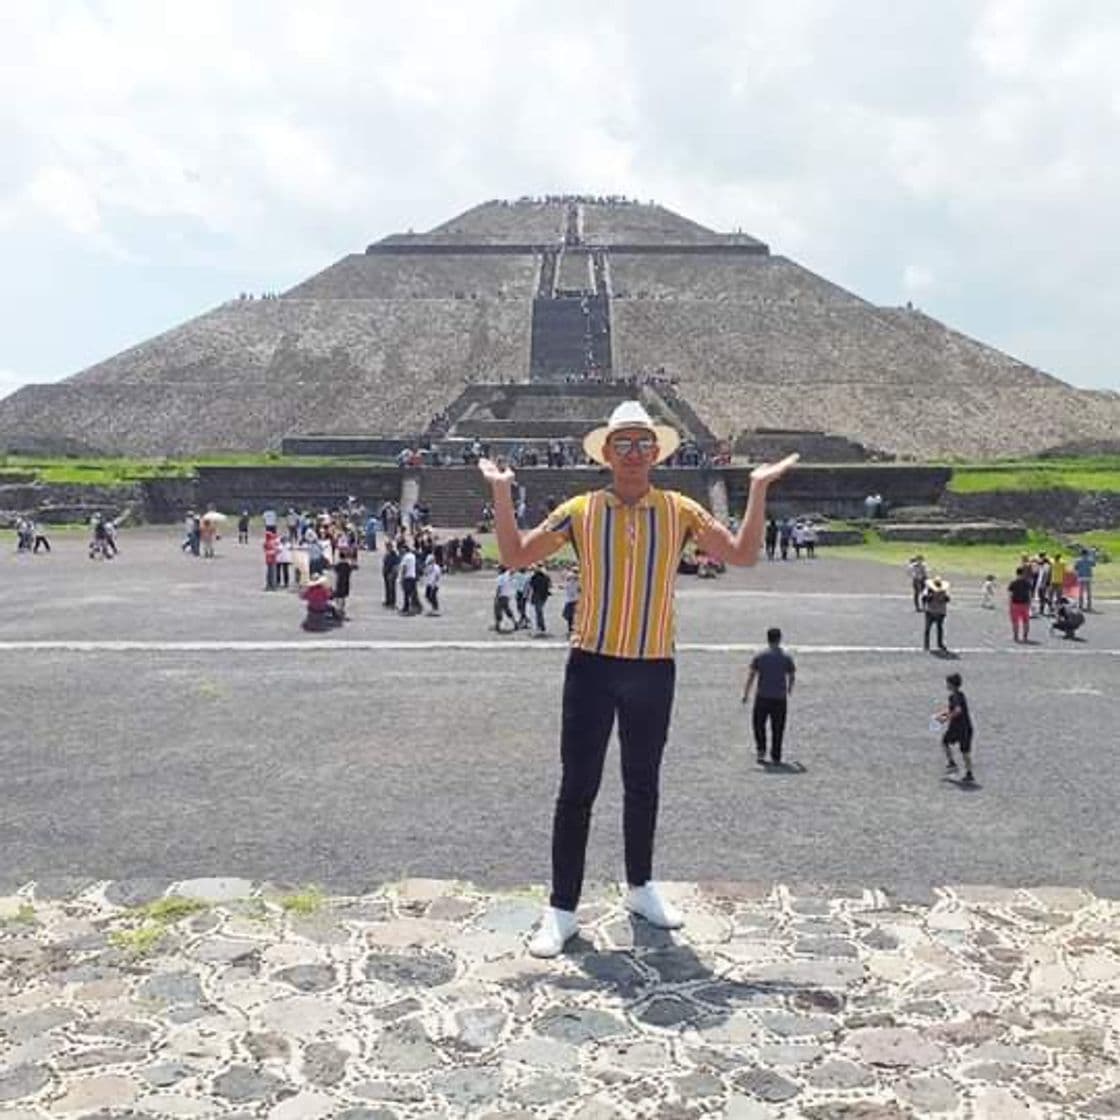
[{"xmin": 540, "ymin": 487, "xmax": 716, "ymax": 660}]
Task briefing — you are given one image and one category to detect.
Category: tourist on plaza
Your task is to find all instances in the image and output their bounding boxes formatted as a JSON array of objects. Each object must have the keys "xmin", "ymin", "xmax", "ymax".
[
  {"xmin": 907, "ymin": 555, "xmax": 929, "ymax": 612},
  {"xmin": 513, "ymin": 567, "xmax": 531, "ymax": 629},
  {"xmin": 423, "ymin": 553, "xmax": 442, "ymax": 615},
  {"xmin": 764, "ymin": 517, "xmax": 778, "ymax": 561},
  {"xmin": 479, "ymin": 399, "xmax": 797, "ymax": 958},
  {"xmin": 237, "ymin": 510, "xmax": 250, "ymax": 545},
  {"xmin": 31, "ymin": 520, "xmax": 51, "ymax": 554},
  {"xmin": 398, "ymin": 543, "xmax": 421, "ymax": 615},
  {"xmin": 492, "ymin": 565, "xmax": 517, "ymax": 632},
  {"xmin": 275, "ymin": 534, "xmax": 292, "ymax": 588},
  {"xmin": 300, "ymin": 573, "xmax": 342, "ymax": 630},
  {"xmin": 1008, "ymin": 566, "xmax": 1033, "ymax": 642},
  {"xmin": 741, "ymin": 627, "xmax": 796, "ymax": 765},
  {"xmin": 333, "ymin": 537, "xmax": 356, "ymax": 617},
  {"xmin": 364, "ymin": 511, "xmax": 379, "ymax": 552},
  {"xmin": 1049, "ymin": 553, "xmax": 1068, "ymax": 613},
  {"xmin": 921, "ymin": 576, "xmax": 951, "ymax": 652},
  {"xmin": 262, "ymin": 527, "xmax": 280, "ymax": 590},
  {"xmin": 381, "ymin": 541, "xmax": 400, "ymax": 609},
  {"xmin": 529, "ymin": 563, "xmax": 552, "ymax": 635},
  {"xmin": 1074, "ymin": 548, "xmax": 1096, "ymax": 612},
  {"xmin": 1052, "ymin": 597, "xmax": 1086, "ymax": 641},
  {"xmin": 562, "ymin": 565, "xmax": 580, "ymax": 634},
  {"xmin": 980, "ymin": 574, "xmax": 997, "ymax": 609},
  {"xmin": 1033, "ymin": 553, "xmax": 1051, "ymax": 617},
  {"xmin": 936, "ymin": 672, "xmax": 975, "ymax": 784},
  {"xmin": 779, "ymin": 517, "xmax": 793, "ymax": 560}
]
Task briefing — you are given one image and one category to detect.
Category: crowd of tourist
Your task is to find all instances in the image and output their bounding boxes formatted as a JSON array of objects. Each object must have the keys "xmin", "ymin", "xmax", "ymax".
[{"xmin": 907, "ymin": 544, "xmax": 1100, "ymax": 652}]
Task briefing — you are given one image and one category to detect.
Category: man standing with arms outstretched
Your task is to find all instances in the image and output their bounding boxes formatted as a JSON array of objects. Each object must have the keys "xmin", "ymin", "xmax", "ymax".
[{"xmin": 480, "ymin": 401, "xmax": 797, "ymax": 957}]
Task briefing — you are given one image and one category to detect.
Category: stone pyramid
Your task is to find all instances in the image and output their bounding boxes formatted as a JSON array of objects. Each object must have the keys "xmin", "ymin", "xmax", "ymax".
[{"xmin": 0, "ymin": 195, "xmax": 1113, "ymax": 458}]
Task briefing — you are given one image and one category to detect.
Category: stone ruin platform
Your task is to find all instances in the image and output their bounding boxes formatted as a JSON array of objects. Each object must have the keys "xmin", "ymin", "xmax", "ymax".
[{"xmin": 2, "ymin": 877, "xmax": 1118, "ymax": 1118}]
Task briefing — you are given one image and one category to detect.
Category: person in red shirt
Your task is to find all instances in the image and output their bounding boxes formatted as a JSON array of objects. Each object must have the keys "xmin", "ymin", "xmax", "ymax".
[
  {"xmin": 263, "ymin": 529, "xmax": 280, "ymax": 591},
  {"xmin": 300, "ymin": 573, "xmax": 341, "ymax": 630}
]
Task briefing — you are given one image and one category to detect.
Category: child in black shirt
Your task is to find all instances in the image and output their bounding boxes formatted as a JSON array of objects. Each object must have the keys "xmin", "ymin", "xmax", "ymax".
[{"xmin": 937, "ymin": 672, "xmax": 975, "ymax": 784}]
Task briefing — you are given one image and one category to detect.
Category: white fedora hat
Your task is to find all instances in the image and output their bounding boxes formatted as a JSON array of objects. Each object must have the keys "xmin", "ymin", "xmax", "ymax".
[{"xmin": 583, "ymin": 400, "xmax": 680, "ymax": 466}]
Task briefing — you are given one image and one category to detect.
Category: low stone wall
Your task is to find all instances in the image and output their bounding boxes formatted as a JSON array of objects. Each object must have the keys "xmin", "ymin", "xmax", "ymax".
[
  {"xmin": 879, "ymin": 522, "xmax": 1027, "ymax": 544},
  {"xmin": 194, "ymin": 466, "xmax": 402, "ymax": 515},
  {"xmin": 0, "ymin": 482, "xmax": 142, "ymax": 526},
  {"xmin": 942, "ymin": 489, "xmax": 1120, "ymax": 532},
  {"xmin": 723, "ymin": 466, "xmax": 951, "ymax": 518},
  {"xmin": 280, "ymin": 436, "xmax": 417, "ymax": 457}
]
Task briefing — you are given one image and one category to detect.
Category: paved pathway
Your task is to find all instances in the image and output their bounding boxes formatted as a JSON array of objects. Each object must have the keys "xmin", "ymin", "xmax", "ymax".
[{"xmin": 2, "ymin": 877, "xmax": 1118, "ymax": 1119}]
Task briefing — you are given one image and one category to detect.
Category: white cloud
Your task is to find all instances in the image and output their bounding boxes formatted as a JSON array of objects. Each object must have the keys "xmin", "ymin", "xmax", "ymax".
[{"xmin": 0, "ymin": 0, "xmax": 1118, "ymax": 392}]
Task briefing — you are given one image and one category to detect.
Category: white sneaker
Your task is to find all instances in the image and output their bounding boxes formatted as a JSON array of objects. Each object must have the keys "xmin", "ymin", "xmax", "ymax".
[
  {"xmin": 626, "ymin": 882, "xmax": 684, "ymax": 929},
  {"xmin": 527, "ymin": 907, "xmax": 579, "ymax": 958}
]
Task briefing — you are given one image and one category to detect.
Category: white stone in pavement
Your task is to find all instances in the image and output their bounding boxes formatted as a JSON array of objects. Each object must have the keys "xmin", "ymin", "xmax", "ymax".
[
  {"xmin": 504, "ymin": 1038, "xmax": 580, "ymax": 1070},
  {"xmin": 49, "ymin": 1074, "xmax": 138, "ymax": 1114},
  {"xmin": 257, "ymin": 995, "xmax": 348, "ymax": 1038},
  {"xmin": 173, "ymin": 878, "xmax": 255, "ymax": 903},
  {"xmin": 970, "ymin": 1086, "xmax": 1044, "ymax": 1117},
  {"xmin": 364, "ymin": 918, "xmax": 460, "ymax": 947},
  {"xmin": 268, "ymin": 1089, "xmax": 336, "ymax": 1120},
  {"xmin": 723, "ymin": 1095, "xmax": 776, "ymax": 1120},
  {"xmin": 847, "ymin": 1027, "xmax": 946, "ymax": 1068},
  {"xmin": 135, "ymin": 1093, "xmax": 215, "ymax": 1116}
]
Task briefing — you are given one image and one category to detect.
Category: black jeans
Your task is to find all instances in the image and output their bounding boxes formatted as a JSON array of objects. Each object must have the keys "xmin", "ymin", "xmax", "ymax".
[
  {"xmin": 752, "ymin": 697, "xmax": 787, "ymax": 762},
  {"xmin": 532, "ymin": 599, "xmax": 547, "ymax": 633},
  {"xmin": 924, "ymin": 613, "xmax": 946, "ymax": 650},
  {"xmin": 383, "ymin": 572, "xmax": 397, "ymax": 607},
  {"xmin": 551, "ymin": 650, "xmax": 676, "ymax": 912}
]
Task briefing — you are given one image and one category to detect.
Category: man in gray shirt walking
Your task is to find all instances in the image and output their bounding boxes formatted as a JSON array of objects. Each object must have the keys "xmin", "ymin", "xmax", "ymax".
[{"xmin": 742, "ymin": 628, "xmax": 796, "ymax": 765}]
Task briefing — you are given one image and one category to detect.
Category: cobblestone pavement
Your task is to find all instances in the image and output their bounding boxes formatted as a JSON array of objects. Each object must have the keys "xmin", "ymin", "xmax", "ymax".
[{"xmin": 2, "ymin": 878, "xmax": 1118, "ymax": 1119}]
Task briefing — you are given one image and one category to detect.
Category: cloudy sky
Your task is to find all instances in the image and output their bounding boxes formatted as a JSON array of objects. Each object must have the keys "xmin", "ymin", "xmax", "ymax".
[{"xmin": 2, "ymin": 0, "xmax": 1119, "ymax": 399}]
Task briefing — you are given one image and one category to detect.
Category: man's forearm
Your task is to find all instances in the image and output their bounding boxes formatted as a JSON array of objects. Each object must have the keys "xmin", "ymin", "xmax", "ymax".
[
  {"xmin": 729, "ymin": 480, "xmax": 770, "ymax": 566},
  {"xmin": 491, "ymin": 482, "xmax": 524, "ymax": 566}
]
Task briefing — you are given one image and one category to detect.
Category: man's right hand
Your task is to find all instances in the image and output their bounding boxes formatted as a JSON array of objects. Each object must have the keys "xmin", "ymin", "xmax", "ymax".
[{"xmin": 479, "ymin": 457, "xmax": 515, "ymax": 486}]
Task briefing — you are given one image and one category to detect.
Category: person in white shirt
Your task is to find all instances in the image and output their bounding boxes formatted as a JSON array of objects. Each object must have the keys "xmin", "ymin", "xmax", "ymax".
[
  {"xmin": 493, "ymin": 566, "xmax": 517, "ymax": 632},
  {"xmin": 423, "ymin": 556, "xmax": 442, "ymax": 616},
  {"xmin": 513, "ymin": 567, "xmax": 531, "ymax": 629},
  {"xmin": 398, "ymin": 545, "xmax": 420, "ymax": 615},
  {"xmin": 562, "ymin": 565, "xmax": 580, "ymax": 634},
  {"xmin": 276, "ymin": 536, "xmax": 292, "ymax": 589}
]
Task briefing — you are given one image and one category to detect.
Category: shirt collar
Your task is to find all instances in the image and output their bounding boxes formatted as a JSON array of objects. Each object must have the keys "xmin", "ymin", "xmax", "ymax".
[{"xmin": 603, "ymin": 486, "xmax": 658, "ymax": 509}]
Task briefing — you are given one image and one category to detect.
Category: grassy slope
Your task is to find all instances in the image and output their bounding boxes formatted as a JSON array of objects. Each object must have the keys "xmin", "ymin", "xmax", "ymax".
[
  {"xmin": 0, "ymin": 453, "xmax": 395, "ymax": 485},
  {"xmin": 947, "ymin": 456, "xmax": 1120, "ymax": 494}
]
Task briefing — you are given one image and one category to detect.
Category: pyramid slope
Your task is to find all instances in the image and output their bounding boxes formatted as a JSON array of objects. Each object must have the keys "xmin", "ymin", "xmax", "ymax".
[
  {"xmin": 612, "ymin": 299, "xmax": 1117, "ymax": 457},
  {"xmin": 0, "ymin": 195, "xmax": 1111, "ymax": 459},
  {"xmin": 284, "ymin": 252, "xmax": 540, "ymax": 300}
]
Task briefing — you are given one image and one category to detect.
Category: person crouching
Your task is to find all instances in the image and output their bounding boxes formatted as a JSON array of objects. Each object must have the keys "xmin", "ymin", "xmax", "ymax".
[{"xmin": 300, "ymin": 573, "xmax": 342, "ymax": 630}]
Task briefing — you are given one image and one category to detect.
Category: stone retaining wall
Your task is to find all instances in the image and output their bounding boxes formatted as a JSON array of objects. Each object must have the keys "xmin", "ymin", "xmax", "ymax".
[{"xmin": 942, "ymin": 489, "xmax": 1120, "ymax": 532}]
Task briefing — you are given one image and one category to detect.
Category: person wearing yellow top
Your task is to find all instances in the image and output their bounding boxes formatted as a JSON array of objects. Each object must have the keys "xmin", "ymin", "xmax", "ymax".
[{"xmin": 480, "ymin": 401, "xmax": 797, "ymax": 957}]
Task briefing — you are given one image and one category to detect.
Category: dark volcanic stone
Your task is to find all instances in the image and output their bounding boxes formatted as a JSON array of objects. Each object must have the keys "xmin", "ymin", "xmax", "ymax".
[
  {"xmin": 273, "ymin": 963, "xmax": 337, "ymax": 992},
  {"xmin": 212, "ymin": 1065, "xmax": 288, "ymax": 1103},
  {"xmin": 363, "ymin": 950, "xmax": 456, "ymax": 988},
  {"xmin": 733, "ymin": 1068, "xmax": 801, "ymax": 1102},
  {"xmin": 635, "ymin": 996, "xmax": 700, "ymax": 1028},
  {"xmin": 303, "ymin": 1041, "xmax": 349, "ymax": 1086}
]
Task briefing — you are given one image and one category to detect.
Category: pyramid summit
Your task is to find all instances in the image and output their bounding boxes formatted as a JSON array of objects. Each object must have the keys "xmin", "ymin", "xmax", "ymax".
[{"xmin": 1, "ymin": 195, "xmax": 1114, "ymax": 459}]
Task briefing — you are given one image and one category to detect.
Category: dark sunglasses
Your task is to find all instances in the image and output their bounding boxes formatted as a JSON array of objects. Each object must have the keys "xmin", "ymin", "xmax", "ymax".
[{"xmin": 610, "ymin": 435, "xmax": 656, "ymax": 455}]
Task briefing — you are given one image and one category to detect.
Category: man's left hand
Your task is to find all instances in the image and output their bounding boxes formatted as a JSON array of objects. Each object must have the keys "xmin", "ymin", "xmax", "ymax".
[{"xmin": 750, "ymin": 453, "xmax": 800, "ymax": 486}]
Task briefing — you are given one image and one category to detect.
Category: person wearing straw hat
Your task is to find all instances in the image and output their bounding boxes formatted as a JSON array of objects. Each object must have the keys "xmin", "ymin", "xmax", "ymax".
[
  {"xmin": 479, "ymin": 400, "xmax": 798, "ymax": 958},
  {"xmin": 921, "ymin": 575, "xmax": 951, "ymax": 653}
]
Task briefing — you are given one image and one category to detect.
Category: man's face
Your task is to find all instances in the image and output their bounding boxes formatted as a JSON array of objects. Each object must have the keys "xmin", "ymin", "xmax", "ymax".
[{"xmin": 604, "ymin": 426, "xmax": 658, "ymax": 477}]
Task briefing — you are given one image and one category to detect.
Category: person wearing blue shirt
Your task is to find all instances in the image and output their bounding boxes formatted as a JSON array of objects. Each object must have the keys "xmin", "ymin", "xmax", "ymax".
[{"xmin": 1074, "ymin": 548, "xmax": 1096, "ymax": 612}]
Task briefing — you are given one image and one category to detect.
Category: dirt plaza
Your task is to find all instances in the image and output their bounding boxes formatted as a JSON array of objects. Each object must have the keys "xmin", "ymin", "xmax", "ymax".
[
  {"xmin": 2, "ymin": 528, "xmax": 1117, "ymax": 898},
  {"xmin": 2, "ymin": 528, "xmax": 1120, "ymax": 1120}
]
